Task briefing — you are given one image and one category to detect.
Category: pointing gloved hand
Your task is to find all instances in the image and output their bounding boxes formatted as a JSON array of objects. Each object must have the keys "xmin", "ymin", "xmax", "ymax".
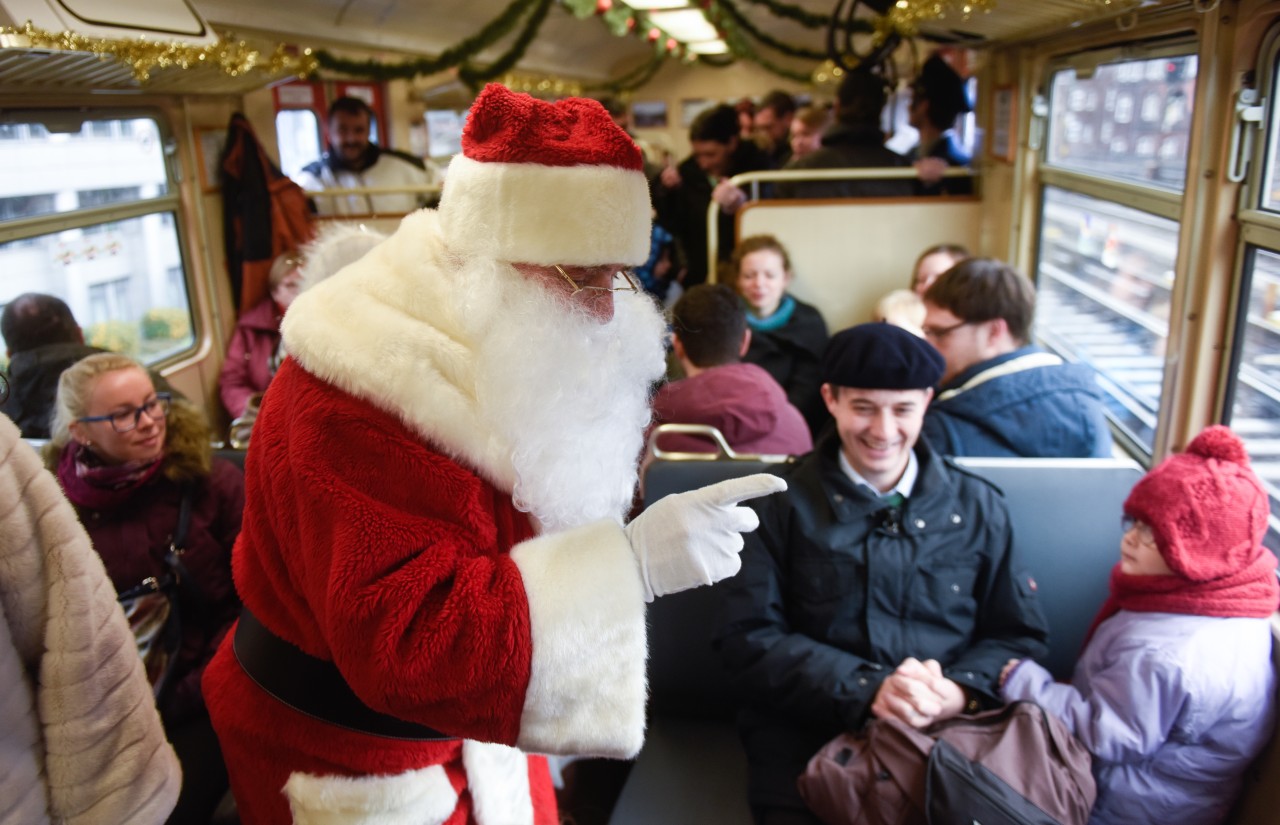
[{"xmin": 624, "ymin": 473, "xmax": 787, "ymax": 602}]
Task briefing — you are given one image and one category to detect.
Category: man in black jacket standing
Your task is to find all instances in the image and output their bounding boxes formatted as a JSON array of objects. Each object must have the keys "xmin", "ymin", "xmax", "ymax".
[{"xmin": 717, "ymin": 323, "xmax": 1049, "ymax": 825}]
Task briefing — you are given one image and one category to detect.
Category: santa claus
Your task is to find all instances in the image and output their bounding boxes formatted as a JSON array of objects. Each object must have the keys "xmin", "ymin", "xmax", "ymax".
[{"xmin": 204, "ymin": 84, "xmax": 784, "ymax": 824}]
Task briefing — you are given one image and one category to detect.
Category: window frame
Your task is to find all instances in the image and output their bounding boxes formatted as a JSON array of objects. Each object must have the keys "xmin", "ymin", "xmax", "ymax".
[
  {"xmin": 0, "ymin": 107, "xmax": 198, "ymax": 368},
  {"xmin": 1224, "ymin": 22, "xmax": 1280, "ymax": 545}
]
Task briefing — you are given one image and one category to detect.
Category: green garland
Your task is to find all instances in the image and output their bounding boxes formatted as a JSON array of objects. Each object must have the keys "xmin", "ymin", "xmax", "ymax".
[
  {"xmin": 710, "ymin": 0, "xmax": 827, "ymax": 60},
  {"xmin": 313, "ymin": 0, "xmax": 536, "ymax": 80},
  {"xmin": 459, "ymin": 0, "xmax": 554, "ymax": 89}
]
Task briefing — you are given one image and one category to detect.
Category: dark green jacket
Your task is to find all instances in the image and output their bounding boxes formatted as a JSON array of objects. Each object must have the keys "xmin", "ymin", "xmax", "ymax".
[{"xmin": 716, "ymin": 433, "xmax": 1049, "ymax": 810}]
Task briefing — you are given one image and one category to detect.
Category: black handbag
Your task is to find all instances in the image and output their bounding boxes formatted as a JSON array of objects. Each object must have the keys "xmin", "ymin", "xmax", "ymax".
[{"xmin": 116, "ymin": 488, "xmax": 193, "ymax": 700}]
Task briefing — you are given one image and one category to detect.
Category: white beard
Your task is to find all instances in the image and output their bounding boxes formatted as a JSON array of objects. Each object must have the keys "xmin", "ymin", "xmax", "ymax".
[{"xmin": 451, "ymin": 256, "xmax": 667, "ymax": 533}]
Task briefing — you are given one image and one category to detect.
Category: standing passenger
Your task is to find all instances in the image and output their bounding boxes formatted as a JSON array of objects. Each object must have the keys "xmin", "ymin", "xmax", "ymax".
[
  {"xmin": 44, "ymin": 352, "xmax": 243, "ymax": 824},
  {"xmin": 755, "ymin": 90, "xmax": 798, "ymax": 168},
  {"xmin": 733, "ymin": 234, "xmax": 830, "ymax": 437},
  {"xmin": 1002, "ymin": 425, "xmax": 1279, "ymax": 825},
  {"xmin": 777, "ymin": 69, "xmax": 914, "ymax": 200},
  {"xmin": 717, "ymin": 323, "xmax": 1049, "ymax": 825},
  {"xmin": 788, "ymin": 105, "xmax": 833, "ymax": 162},
  {"xmin": 203, "ymin": 84, "xmax": 782, "ymax": 825},
  {"xmin": 295, "ymin": 96, "xmax": 434, "ymax": 216},
  {"xmin": 652, "ymin": 103, "xmax": 771, "ymax": 286},
  {"xmin": 909, "ymin": 54, "xmax": 974, "ymax": 195}
]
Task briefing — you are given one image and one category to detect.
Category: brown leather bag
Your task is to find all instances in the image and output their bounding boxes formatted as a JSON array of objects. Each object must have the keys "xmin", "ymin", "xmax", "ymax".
[{"xmin": 797, "ymin": 702, "xmax": 1096, "ymax": 825}]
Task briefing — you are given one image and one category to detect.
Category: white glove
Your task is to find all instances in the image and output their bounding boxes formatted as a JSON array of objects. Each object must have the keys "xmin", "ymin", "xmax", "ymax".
[{"xmin": 624, "ymin": 473, "xmax": 787, "ymax": 602}]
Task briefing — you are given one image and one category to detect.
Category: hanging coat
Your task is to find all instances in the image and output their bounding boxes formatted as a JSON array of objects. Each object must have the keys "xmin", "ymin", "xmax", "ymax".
[{"xmin": 219, "ymin": 112, "xmax": 314, "ymax": 315}]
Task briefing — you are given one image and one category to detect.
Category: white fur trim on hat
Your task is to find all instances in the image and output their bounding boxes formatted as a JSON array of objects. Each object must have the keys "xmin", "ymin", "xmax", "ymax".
[{"xmin": 439, "ymin": 154, "xmax": 651, "ymax": 266}]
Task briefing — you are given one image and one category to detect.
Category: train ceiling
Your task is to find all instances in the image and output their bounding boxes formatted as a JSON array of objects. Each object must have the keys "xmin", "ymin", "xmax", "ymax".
[{"xmin": 0, "ymin": 0, "xmax": 1189, "ymax": 95}]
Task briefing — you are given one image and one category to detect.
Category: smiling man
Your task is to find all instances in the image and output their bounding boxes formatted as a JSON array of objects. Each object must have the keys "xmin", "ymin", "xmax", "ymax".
[
  {"xmin": 295, "ymin": 96, "xmax": 434, "ymax": 215},
  {"xmin": 716, "ymin": 322, "xmax": 1048, "ymax": 825}
]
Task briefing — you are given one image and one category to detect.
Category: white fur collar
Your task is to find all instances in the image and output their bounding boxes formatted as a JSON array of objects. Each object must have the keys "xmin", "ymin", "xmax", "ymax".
[{"xmin": 282, "ymin": 210, "xmax": 519, "ymax": 493}]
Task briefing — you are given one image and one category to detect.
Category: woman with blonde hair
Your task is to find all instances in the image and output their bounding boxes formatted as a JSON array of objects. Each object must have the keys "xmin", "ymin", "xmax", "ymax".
[
  {"xmin": 218, "ymin": 249, "xmax": 303, "ymax": 418},
  {"xmin": 45, "ymin": 352, "xmax": 243, "ymax": 824}
]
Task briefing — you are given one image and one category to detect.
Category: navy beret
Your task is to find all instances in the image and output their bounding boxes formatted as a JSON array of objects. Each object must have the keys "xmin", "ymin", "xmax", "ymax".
[{"xmin": 821, "ymin": 323, "xmax": 945, "ymax": 390}]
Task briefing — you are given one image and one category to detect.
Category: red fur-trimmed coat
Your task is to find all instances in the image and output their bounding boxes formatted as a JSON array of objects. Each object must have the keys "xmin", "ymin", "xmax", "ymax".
[{"xmin": 206, "ymin": 209, "xmax": 651, "ymax": 824}]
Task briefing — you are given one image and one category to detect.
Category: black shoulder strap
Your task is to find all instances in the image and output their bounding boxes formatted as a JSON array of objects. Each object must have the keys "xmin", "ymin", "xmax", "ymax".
[{"xmin": 172, "ymin": 486, "xmax": 194, "ymax": 553}]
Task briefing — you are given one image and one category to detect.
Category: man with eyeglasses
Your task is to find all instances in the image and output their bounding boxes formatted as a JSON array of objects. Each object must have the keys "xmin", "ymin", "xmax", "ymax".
[
  {"xmin": 920, "ymin": 257, "xmax": 1113, "ymax": 458},
  {"xmin": 204, "ymin": 83, "xmax": 783, "ymax": 825}
]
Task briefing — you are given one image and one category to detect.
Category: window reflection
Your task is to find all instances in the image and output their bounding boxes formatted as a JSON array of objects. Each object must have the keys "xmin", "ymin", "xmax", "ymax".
[
  {"xmin": 0, "ymin": 213, "xmax": 192, "ymax": 367},
  {"xmin": 1035, "ymin": 187, "xmax": 1178, "ymax": 452},
  {"xmin": 1047, "ymin": 55, "xmax": 1198, "ymax": 190}
]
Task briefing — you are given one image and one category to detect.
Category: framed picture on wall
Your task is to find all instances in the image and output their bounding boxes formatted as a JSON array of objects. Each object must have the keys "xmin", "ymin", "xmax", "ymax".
[
  {"xmin": 632, "ymin": 100, "xmax": 668, "ymax": 129},
  {"xmin": 195, "ymin": 127, "xmax": 228, "ymax": 193},
  {"xmin": 681, "ymin": 98, "xmax": 716, "ymax": 127},
  {"xmin": 989, "ymin": 86, "xmax": 1017, "ymax": 163}
]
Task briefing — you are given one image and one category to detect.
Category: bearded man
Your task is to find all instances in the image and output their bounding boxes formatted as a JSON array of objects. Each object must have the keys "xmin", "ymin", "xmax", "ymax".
[{"xmin": 204, "ymin": 84, "xmax": 783, "ymax": 825}]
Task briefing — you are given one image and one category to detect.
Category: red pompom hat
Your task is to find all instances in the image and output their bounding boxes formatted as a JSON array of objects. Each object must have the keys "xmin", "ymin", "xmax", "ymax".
[
  {"xmin": 1122, "ymin": 425, "xmax": 1270, "ymax": 581},
  {"xmin": 438, "ymin": 83, "xmax": 651, "ymax": 267}
]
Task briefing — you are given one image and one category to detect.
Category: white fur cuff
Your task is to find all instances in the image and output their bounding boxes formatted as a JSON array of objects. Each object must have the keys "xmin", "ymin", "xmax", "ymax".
[
  {"xmin": 283, "ymin": 765, "xmax": 457, "ymax": 825},
  {"xmin": 439, "ymin": 155, "xmax": 652, "ymax": 266},
  {"xmin": 511, "ymin": 520, "xmax": 648, "ymax": 758}
]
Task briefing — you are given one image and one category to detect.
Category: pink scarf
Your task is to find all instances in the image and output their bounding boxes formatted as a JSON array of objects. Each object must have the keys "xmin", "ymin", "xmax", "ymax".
[{"xmin": 57, "ymin": 441, "xmax": 164, "ymax": 510}]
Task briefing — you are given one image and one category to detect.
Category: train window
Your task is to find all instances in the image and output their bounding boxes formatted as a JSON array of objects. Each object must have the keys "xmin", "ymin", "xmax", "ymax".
[
  {"xmin": 0, "ymin": 111, "xmax": 194, "ymax": 368},
  {"xmin": 276, "ymin": 108, "xmax": 323, "ymax": 180},
  {"xmin": 1046, "ymin": 54, "xmax": 1197, "ymax": 192},
  {"xmin": 1227, "ymin": 248, "xmax": 1280, "ymax": 552},
  {"xmin": 1230, "ymin": 26, "xmax": 1280, "ymax": 549},
  {"xmin": 1036, "ymin": 186, "xmax": 1176, "ymax": 452},
  {"xmin": 1036, "ymin": 46, "xmax": 1195, "ymax": 458}
]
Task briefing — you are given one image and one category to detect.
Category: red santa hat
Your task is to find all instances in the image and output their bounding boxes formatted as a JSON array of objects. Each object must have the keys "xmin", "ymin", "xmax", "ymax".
[
  {"xmin": 437, "ymin": 83, "xmax": 651, "ymax": 266},
  {"xmin": 1123, "ymin": 425, "xmax": 1270, "ymax": 581}
]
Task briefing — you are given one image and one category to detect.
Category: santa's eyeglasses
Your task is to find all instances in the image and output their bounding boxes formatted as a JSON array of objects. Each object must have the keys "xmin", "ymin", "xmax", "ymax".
[{"xmin": 553, "ymin": 265, "xmax": 640, "ymax": 295}]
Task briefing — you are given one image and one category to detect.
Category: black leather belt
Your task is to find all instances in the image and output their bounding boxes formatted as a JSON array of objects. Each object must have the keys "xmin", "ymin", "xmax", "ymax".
[{"xmin": 233, "ymin": 607, "xmax": 454, "ymax": 741}]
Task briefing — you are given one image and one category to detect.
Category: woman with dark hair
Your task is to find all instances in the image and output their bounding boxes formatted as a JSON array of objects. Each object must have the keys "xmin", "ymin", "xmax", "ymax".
[
  {"xmin": 45, "ymin": 352, "xmax": 243, "ymax": 824},
  {"xmin": 732, "ymin": 234, "xmax": 829, "ymax": 435}
]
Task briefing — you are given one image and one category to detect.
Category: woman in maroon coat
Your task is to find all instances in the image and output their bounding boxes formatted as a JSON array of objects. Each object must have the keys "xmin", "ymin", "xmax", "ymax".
[{"xmin": 45, "ymin": 351, "xmax": 243, "ymax": 825}]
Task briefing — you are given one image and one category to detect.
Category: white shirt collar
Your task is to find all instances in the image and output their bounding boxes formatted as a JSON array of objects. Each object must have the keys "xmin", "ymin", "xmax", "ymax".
[{"xmin": 838, "ymin": 447, "xmax": 918, "ymax": 501}]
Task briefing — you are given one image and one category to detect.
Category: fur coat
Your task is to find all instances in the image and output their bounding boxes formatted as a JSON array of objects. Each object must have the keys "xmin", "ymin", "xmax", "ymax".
[{"xmin": 0, "ymin": 413, "xmax": 180, "ymax": 824}]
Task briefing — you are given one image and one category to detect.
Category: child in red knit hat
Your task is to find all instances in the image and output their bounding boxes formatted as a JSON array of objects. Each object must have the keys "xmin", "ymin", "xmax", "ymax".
[{"xmin": 1000, "ymin": 425, "xmax": 1279, "ymax": 825}]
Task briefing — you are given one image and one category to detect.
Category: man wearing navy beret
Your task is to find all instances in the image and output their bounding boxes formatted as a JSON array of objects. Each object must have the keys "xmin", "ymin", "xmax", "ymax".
[{"xmin": 717, "ymin": 322, "xmax": 1050, "ymax": 825}]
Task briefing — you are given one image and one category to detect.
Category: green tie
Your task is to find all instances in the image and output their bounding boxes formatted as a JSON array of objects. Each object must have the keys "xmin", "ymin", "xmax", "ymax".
[{"xmin": 882, "ymin": 492, "xmax": 905, "ymax": 508}]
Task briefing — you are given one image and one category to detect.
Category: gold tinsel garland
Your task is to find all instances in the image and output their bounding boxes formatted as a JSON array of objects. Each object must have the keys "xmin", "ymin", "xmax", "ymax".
[
  {"xmin": 0, "ymin": 21, "xmax": 318, "ymax": 82},
  {"xmin": 879, "ymin": 0, "xmax": 998, "ymax": 38}
]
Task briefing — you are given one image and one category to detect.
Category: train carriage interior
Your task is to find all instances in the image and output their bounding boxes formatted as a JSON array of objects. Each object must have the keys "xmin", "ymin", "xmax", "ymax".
[{"xmin": 5, "ymin": 0, "xmax": 1280, "ymax": 822}]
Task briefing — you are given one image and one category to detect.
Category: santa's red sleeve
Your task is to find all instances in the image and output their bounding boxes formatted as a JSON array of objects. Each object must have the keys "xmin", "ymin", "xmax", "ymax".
[{"xmin": 234, "ymin": 361, "xmax": 648, "ymax": 758}]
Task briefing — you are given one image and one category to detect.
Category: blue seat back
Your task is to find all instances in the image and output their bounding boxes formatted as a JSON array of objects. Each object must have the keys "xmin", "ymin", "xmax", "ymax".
[{"xmin": 954, "ymin": 456, "xmax": 1144, "ymax": 680}]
